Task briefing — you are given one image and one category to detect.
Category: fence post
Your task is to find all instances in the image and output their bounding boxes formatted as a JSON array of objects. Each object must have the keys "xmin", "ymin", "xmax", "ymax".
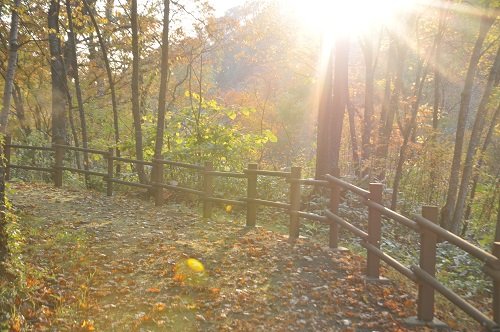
[
  {"xmin": 246, "ymin": 163, "xmax": 258, "ymax": 227},
  {"xmin": 493, "ymin": 242, "xmax": 500, "ymax": 325},
  {"xmin": 289, "ymin": 166, "xmax": 301, "ymax": 240},
  {"xmin": 203, "ymin": 161, "xmax": 213, "ymax": 218},
  {"xmin": 153, "ymin": 160, "xmax": 164, "ymax": 206},
  {"xmin": 366, "ymin": 183, "xmax": 384, "ymax": 279},
  {"xmin": 417, "ymin": 205, "xmax": 439, "ymax": 322},
  {"xmin": 53, "ymin": 139, "xmax": 64, "ymax": 187},
  {"xmin": 106, "ymin": 148, "xmax": 114, "ymax": 196},
  {"xmin": 329, "ymin": 167, "xmax": 341, "ymax": 248},
  {"xmin": 4, "ymin": 135, "xmax": 11, "ymax": 181}
]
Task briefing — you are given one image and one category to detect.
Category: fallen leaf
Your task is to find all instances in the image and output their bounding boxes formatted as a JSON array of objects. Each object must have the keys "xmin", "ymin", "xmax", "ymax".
[{"xmin": 146, "ymin": 287, "xmax": 161, "ymax": 293}]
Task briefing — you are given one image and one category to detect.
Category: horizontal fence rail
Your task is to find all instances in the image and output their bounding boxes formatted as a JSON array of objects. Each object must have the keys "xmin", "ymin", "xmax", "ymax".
[{"xmin": 2, "ymin": 137, "xmax": 500, "ymax": 331}]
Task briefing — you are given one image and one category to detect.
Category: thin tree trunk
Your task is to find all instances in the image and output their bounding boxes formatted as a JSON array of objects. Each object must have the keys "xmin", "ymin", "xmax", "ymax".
[
  {"xmin": 347, "ymin": 100, "xmax": 360, "ymax": 176},
  {"xmin": 432, "ymin": 4, "xmax": 448, "ymax": 130},
  {"xmin": 452, "ymin": 46, "xmax": 500, "ymax": 233},
  {"xmin": 391, "ymin": 17, "xmax": 446, "ymax": 210},
  {"xmin": 48, "ymin": 0, "xmax": 67, "ymax": 143},
  {"xmin": 361, "ymin": 36, "xmax": 374, "ymax": 174},
  {"xmin": 463, "ymin": 104, "xmax": 500, "ymax": 235},
  {"xmin": 66, "ymin": 0, "xmax": 90, "ymax": 186},
  {"xmin": 495, "ymin": 191, "xmax": 500, "ymax": 243},
  {"xmin": 329, "ymin": 38, "xmax": 350, "ymax": 173},
  {"xmin": 378, "ymin": 38, "xmax": 394, "ymax": 138},
  {"xmin": 82, "ymin": 0, "xmax": 121, "ymax": 174},
  {"xmin": 154, "ymin": 0, "xmax": 170, "ymax": 160},
  {"xmin": 12, "ymin": 84, "xmax": 31, "ymax": 135},
  {"xmin": 377, "ymin": 39, "xmax": 405, "ymax": 180},
  {"xmin": 0, "ymin": 0, "xmax": 21, "ymax": 272},
  {"xmin": 391, "ymin": 59, "xmax": 430, "ymax": 210},
  {"xmin": 429, "ymin": 6, "xmax": 448, "ymax": 203},
  {"xmin": 0, "ymin": 0, "xmax": 21, "ymax": 133},
  {"xmin": 131, "ymin": 0, "xmax": 147, "ymax": 183},
  {"xmin": 67, "ymin": 97, "xmax": 82, "ymax": 169},
  {"xmin": 315, "ymin": 48, "xmax": 334, "ymax": 179},
  {"xmin": 441, "ymin": 10, "xmax": 494, "ymax": 229}
]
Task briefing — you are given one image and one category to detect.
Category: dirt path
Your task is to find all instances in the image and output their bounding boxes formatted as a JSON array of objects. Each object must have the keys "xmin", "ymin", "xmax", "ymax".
[{"xmin": 7, "ymin": 182, "xmax": 427, "ymax": 331}]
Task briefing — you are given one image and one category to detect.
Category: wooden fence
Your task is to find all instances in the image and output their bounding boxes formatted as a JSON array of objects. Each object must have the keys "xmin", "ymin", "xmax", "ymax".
[{"xmin": 3, "ymin": 137, "xmax": 500, "ymax": 331}]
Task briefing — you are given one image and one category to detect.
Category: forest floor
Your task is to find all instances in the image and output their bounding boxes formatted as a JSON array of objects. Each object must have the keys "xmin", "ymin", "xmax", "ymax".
[{"xmin": 1, "ymin": 182, "xmax": 454, "ymax": 331}]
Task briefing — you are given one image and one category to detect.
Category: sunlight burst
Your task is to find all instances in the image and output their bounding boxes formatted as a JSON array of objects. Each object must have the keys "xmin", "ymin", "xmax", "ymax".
[{"xmin": 283, "ymin": 0, "xmax": 418, "ymax": 38}]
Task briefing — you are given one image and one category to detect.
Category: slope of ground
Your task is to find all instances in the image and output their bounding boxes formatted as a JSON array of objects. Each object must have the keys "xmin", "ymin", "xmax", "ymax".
[{"xmin": 1, "ymin": 182, "xmax": 440, "ymax": 331}]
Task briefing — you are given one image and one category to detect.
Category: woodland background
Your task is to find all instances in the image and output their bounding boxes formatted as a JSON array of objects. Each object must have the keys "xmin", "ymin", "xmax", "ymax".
[{"xmin": 0, "ymin": 0, "xmax": 498, "ymax": 251}]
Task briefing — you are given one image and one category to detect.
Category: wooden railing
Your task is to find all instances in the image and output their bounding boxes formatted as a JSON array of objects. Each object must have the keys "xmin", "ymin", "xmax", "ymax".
[{"xmin": 3, "ymin": 138, "xmax": 500, "ymax": 331}]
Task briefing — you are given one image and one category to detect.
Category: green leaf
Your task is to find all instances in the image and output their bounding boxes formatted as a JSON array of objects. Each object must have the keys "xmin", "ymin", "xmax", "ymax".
[{"xmin": 264, "ymin": 130, "xmax": 278, "ymax": 143}]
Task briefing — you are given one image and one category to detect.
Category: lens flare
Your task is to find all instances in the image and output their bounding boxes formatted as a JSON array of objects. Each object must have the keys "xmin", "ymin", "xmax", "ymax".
[{"xmin": 186, "ymin": 258, "xmax": 205, "ymax": 272}]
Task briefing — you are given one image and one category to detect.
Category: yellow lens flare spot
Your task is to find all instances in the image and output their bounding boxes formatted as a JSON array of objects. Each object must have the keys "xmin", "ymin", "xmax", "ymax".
[
  {"xmin": 186, "ymin": 258, "xmax": 205, "ymax": 272},
  {"xmin": 173, "ymin": 258, "xmax": 206, "ymax": 284}
]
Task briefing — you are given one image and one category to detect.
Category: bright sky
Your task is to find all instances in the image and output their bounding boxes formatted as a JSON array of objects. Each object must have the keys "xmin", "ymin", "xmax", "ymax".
[{"xmin": 212, "ymin": 0, "xmax": 246, "ymax": 16}]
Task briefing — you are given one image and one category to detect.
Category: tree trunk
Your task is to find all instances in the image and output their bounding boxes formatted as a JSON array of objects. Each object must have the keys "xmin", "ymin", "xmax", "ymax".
[
  {"xmin": 0, "ymin": 0, "xmax": 21, "ymax": 272},
  {"xmin": 347, "ymin": 99, "xmax": 360, "ymax": 176},
  {"xmin": 463, "ymin": 104, "xmax": 500, "ymax": 235},
  {"xmin": 12, "ymin": 84, "xmax": 31, "ymax": 135},
  {"xmin": 315, "ymin": 48, "xmax": 334, "ymax": 179},
  {"xmin": 131, "ymin": 0, "xmax": 147, "ymax": 183},
  {"xmin": 432, "ymin": 4, "xmax": 448, "ymax": 130},
  {"xmin": 377, "ymin": 39, "xmax": 405, "ymax": 180},
  {"xmin": 48, "ymin": 0, "xmax": 67, "ymax": 143},
  {"xmin": 391, "ymin": 16, "xmax": 446, "ymax": 210},
  {"xmin": 66, "ymin": 0, "xmax": 90, "ymax": 186},
  {"xmin": 67, "ymin": 95, "xmax": 82, "ymax": 169},
  {"xmin": 0, "ymin": 0, "xmax": 21, "ymax": 134},
  {"xmin": 429, "ymin": 5, "xmax": 448, "ymax": 203},
  {"xmin": 83, "ymin": 0, "xmax": 121, "ymax": 174},
  {"xmin": 495, "ymin": 192, "xmax": 500, "ymax": 243},
  {"xmin": 441, "ymin": 10, "xmax": 494, "ymax": 229},
  {"xmin": 452, "ymin": 45, "xmax": 500, "ymax": 233},
  {"xmin": 154, "ymin": 0, "xmax": 170, "ymax": 161},
  {"xmin": 391, "ymin": 58, "xmax": 430, "ymax": 210},
  {"xmin": 361, "ymin": 36, "xmax": 374, "ymax": 174},
  {"xmin": 329, "ymin": 38, "xmax": 350, "ymax": 173}
]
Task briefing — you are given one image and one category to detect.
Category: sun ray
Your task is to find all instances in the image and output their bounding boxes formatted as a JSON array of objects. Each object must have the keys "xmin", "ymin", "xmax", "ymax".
[{"xmin": 281, "ymin": 0, "xmax": 419, "ymax": 40}]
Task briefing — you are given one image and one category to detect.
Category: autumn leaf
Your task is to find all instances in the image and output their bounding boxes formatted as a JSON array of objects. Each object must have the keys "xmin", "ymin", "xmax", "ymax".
[
  {"xmin": 80, "ymin": 320, "xmax": 95, "ymax": 331},
  {"xmin": 153, "ymin": 302, "xmax": 167, "ymax": 312},
  {"xmin": 404, "ymin": 299, "xmax": 414, "ymax": 308},
  {"xmin": 174, "ymin": 273, "xmax": 187, "ymax": 282},
  {"xmin": 146, "ymin": 287, "xmax": 161, "ymax": 293},
  {"xmin": 10, "ymin": 316, "xmax": 22, "ymax": 332},
  {"xmin": 209, "ymin": 287, "xmax": 221, "ymax": 297}
]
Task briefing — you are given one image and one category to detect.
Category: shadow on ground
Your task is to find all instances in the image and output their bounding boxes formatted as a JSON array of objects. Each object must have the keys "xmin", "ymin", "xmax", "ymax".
[{"xmin": 3, "ymin": 182, "xmax": 438, "ymax": 331}]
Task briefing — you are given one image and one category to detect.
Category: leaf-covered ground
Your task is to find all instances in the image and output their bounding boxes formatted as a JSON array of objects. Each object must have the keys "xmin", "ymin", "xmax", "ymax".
[{"xmin": 2, "ymin": 182, "xmax": 445, "ymax": 331}]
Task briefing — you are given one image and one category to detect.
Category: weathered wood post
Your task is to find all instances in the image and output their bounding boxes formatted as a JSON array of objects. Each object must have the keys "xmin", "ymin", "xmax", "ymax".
[
  {"xmin": 329, "ymin": 167, "xmax": 341, "ymax": 248},
  {"xmin": 53, "ymin": 139, "xmax": 65, "ymax": 187},
  {"xmin": 153, "ymin": 159, "xmax": 164, "ymax": 206},
  {"xmin": 203, "ymin": 161, "xmax": 214, "ymax": 218},
  {"xmin": 367, "ymin": 183, "xmax": 384, "ymax": 279},
  {"xmin": 493, "ymin": 242, "xmax": 500, "ymax": 325},
  {"xmin": 417, "ymin": 206, "xmax": 439, "ymax": 322},
  {"xmin": 289, "ymin": 166, "xmax": 301, "ymax": 240},
  {"xmin": 246, "ymin": 163, "xmax": 258, "ymax": 227},
  {"xmin": 4, "ymin": 135, "xmax": 11, "ymax": 181},
  {"xmin": 106, "ymin": 148, "xmax": 114, "ymax": 196}
]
